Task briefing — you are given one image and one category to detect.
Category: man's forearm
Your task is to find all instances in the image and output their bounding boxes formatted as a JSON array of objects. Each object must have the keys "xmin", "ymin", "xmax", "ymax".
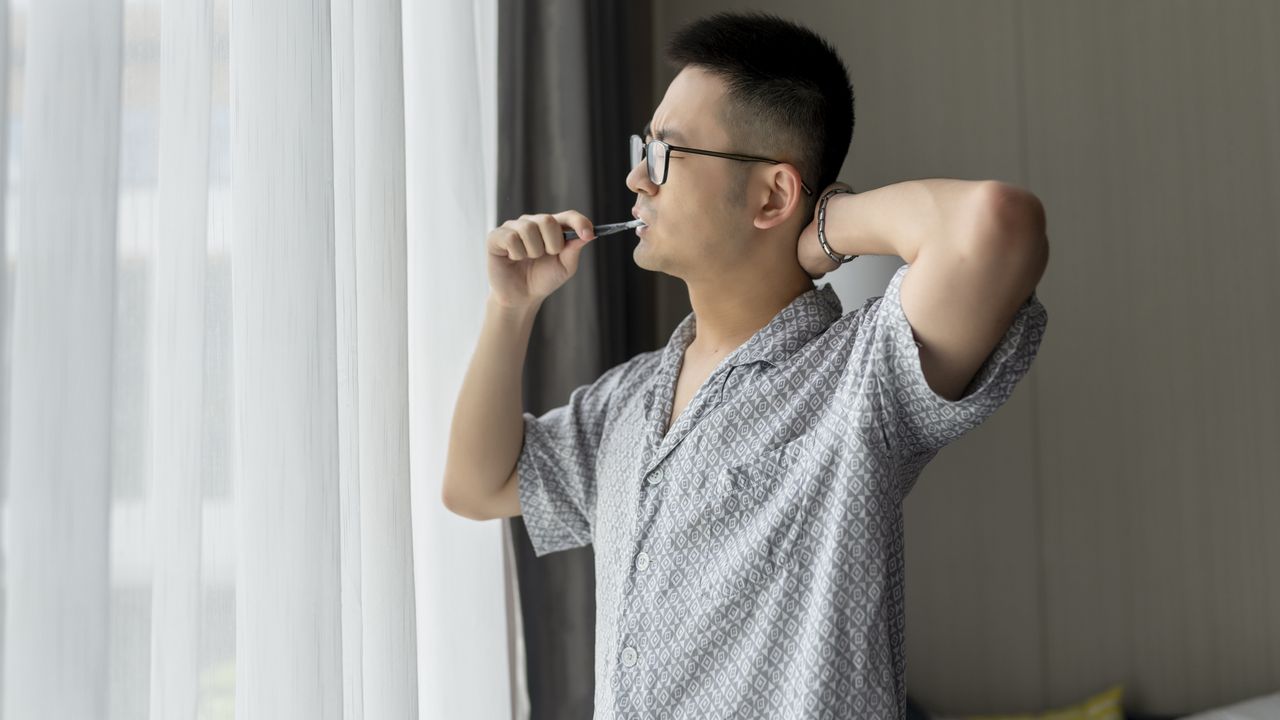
[
  {"xmin": 822, "ymin": 179, "xmax": 995, "ymax": 264},
  {"xmin": 442, "ymin": 295, "xmax": 540, "ymax": 512}
]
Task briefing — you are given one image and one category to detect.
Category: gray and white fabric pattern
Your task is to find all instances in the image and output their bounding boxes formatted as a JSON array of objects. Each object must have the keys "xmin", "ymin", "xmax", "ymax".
[{"xmin": 518, "ymin": 262, "xmax": 1048, "ymax": 719}]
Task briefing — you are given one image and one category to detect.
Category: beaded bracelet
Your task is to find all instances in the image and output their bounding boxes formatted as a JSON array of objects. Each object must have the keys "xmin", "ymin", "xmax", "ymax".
[{"xmin": 817, "ymin": 187, "xmax": 858, "ymax": 266}]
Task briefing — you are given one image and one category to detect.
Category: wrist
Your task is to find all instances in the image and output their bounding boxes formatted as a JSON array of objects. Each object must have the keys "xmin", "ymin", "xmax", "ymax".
[
  {"xmin": 817, "ymin": 189, "xmax": 859, "ymax": 265},
  {"xmin": 486, "ymin": 293, "xmax": 542, "ymax": 321}
]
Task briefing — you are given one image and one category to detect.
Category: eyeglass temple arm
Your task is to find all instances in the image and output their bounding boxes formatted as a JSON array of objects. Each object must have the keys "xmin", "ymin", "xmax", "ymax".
[
  {"xmin": 636, "ymin": 137, "xmax": 814, "ymax": 195},
  {"xmin": 666, "ymin": 145, "xmax": 814, "ymax": 195}
]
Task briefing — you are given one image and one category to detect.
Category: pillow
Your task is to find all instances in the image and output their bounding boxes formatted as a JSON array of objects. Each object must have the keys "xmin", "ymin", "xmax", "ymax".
[
  {"xmin": 1180, "ymin": 689, "xmax": 1280, "ymax": 720},
  {"xmin": 934, "ymin": 684, "xmax": 1125, "ymax": 720}
]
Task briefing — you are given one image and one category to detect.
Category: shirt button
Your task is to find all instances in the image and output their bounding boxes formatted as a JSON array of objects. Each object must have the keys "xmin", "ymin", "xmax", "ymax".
[
  {"xmin": 621, "ymin": 646, "xmax": 638, "ymax": 667},
  {"xmin": 636, "ymin": 552, "xmax": 650, "ymax": 571},
  {"xmin": 647, "ymin": 473, "xmax": 662, "ymax": 485}
]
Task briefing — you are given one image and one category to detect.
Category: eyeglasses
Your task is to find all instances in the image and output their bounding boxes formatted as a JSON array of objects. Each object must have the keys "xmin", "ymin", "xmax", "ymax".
[{"xmin": 630, "ymin": 134, "xmax": 814, "ymax": 196}]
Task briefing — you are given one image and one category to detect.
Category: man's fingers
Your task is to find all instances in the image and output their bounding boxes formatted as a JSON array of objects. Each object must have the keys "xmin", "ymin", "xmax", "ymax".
[
  {"xmin": 491, "ymin": 211, "xmax": 595, "ymax": 261},
  {"xmin": 514, "ymin": 216, "xmax": 546, "ymax": 258},
  {"xmin": 497, "ymin": 221, "xmax": 527, "ymax": 260},
  {"xmin": 534, "ymin": 215, "xmax": 565, "ymax": 254},
  {"xmin": 554, "ymin": 210, "xmax": 594, "ymax": 242}
]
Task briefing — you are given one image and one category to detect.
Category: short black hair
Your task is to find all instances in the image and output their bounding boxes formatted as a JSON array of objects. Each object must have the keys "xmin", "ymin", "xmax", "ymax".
[{"xmin": 665, "ymin": 11, "xmax": 855, "ymax": 214}]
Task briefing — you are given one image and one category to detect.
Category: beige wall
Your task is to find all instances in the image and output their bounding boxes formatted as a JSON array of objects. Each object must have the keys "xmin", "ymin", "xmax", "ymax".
[{"xmin": 650, "ymin": 1, "xmax": 1280, "ymax": 715}]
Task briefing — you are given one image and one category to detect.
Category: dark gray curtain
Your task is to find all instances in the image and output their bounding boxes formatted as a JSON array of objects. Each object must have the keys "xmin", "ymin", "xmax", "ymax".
[{"xmin": 496, "ymin": 1, "xmax": 658, "ymax": 718}]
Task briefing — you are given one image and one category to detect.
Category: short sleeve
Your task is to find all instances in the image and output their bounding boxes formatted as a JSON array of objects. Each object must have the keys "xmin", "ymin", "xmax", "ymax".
[
  {"xmin": 516, "ymin": 358, "xmax": 633, "ymax": 557},
  {"xmin": 866, "ymin": 263, "xmax": 1048, "ymax": 459}
]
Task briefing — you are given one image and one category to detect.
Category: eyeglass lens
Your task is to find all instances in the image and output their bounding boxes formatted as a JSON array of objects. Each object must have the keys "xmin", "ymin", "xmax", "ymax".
[{"xmin": 630, "ymin": 134, "xmax": 667, "ymax": 185}]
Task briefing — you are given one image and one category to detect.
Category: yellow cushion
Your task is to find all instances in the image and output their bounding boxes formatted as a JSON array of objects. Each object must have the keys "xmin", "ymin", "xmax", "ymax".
[{"xmin": 963, "ymin": 684, "xmax": 1124, "ymax": 720}]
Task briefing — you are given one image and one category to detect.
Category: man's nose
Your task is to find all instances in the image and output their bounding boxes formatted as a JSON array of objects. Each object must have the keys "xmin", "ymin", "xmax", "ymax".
[{"xmin": 626, "ymin": 160, "xmax": 656, "ymax": 195}]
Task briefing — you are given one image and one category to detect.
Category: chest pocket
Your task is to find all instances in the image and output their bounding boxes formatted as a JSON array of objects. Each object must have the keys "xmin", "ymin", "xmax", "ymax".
[
  {"xmin": 724, "ymin": 426, "xmax": 825, "ymax": 494},
  {"xmin": 691, "ymin": 439, "xmax": 811, "ymax": 602},
  {"xmin": 720, "ymin": 442, "xmax": 797, "ymax": 506}
]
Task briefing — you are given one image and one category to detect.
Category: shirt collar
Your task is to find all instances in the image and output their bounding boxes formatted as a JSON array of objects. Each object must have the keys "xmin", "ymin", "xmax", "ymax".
[{"xmin": 663, "ymin": 283, "xmax": 844, "ymax": 370}]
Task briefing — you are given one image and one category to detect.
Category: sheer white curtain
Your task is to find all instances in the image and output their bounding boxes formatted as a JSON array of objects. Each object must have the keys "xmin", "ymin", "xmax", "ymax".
[{"xmin": 0, "ymin": 0, "xmax": 511, "ymax": 717}]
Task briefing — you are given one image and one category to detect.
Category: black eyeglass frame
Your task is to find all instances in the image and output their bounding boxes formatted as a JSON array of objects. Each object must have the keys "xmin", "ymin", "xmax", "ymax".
[{"xmin": 630, "ymin": 134, "xmax": 814, "ymax": 196}]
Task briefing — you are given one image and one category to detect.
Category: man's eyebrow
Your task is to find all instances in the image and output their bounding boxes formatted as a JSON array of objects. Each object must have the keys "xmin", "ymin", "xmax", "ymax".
[{"xmin": 642, "ymin": 121, "xmax": 686, "ymax": 143}]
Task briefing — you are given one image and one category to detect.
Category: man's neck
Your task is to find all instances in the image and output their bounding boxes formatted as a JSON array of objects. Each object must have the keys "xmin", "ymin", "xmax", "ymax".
[{"xmin": 684, "ymin": 267, "xmax": 816, "ymax": 359}]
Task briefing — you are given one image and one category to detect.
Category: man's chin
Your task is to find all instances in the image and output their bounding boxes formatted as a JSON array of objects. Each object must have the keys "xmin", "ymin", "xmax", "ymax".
[
  {"xmin": 632, "ymin": 237, "xmax": 667, "ymax": 272},
  {"xmin": 632, "ymin": 241, "xmax": 654, "ymax": 269}
]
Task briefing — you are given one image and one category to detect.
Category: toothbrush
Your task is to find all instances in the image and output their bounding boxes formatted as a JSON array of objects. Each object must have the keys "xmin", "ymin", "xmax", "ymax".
[{"xmin": 562, "ymin": 218, "xmax": 645, "ymax": 240}]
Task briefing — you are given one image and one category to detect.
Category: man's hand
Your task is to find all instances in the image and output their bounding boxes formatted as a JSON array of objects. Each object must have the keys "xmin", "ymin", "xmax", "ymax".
[
  {"xmin": 797, "ymin": 181, "xmax": 858, "ymax": 280},
  {"xmin": 486, "ymin": 211, "xmax": 596, "ymax": 309}
]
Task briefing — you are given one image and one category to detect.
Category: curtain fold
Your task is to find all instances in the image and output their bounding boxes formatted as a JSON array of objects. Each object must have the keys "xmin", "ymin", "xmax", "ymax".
[
  {"xmin": 2, "ymin": 0, "xmax": 123, "ymax": 718},
  {"xmin": 229, "ymin": 1, "xmax": 345, "ymax": 716},
  {"xmin": 330, "ymin": 0, "xmax": 419, "ymax": 717},
  {"xmin": 402, "ymin": 0, "xmax": 508, "ymax": 717},
  {"xmin": 149, "ymin": 0, "xmax": 214, "ymax": 716}
]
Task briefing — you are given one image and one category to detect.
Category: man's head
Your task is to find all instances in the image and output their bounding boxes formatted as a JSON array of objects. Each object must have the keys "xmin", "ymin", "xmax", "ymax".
[{"xmin": 626, "ymin": 11, "xmax": 854, "ymax": 285}]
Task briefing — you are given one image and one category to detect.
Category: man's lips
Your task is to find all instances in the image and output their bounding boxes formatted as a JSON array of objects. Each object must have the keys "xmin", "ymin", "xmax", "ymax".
[{"xmin": 631, "ymin": 207, "xmax": 651, "ymax": 227}]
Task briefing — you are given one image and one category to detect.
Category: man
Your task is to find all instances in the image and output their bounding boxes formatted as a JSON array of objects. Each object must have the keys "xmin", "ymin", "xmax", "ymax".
[{"xmin": 443, "ymin": 10, "xmax": 1048, "ymax": 720}]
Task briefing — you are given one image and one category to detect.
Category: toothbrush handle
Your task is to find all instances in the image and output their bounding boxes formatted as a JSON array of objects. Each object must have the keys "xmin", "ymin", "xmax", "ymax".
[{"xmin": 563, "ymin": 220, "xmax": 639, "ymax": 240}]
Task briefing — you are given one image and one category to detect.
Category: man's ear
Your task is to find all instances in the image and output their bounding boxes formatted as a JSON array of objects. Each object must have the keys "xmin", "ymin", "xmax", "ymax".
[{"xmin": 752, "ymin": 164, "xmax": 805, "ymax": 231}]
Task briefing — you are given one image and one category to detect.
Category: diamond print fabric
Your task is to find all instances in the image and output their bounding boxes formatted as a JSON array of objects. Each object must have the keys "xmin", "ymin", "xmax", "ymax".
[{"xmin": 517, "ymin": 262, "xmax": 1048, "ymax": 719}]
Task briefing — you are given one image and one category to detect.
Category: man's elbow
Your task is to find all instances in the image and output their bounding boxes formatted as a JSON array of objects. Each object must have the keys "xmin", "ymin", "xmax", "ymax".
[{"xmin": 441, "ymin": 485, "xmax": 486, "ymax": 521}]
